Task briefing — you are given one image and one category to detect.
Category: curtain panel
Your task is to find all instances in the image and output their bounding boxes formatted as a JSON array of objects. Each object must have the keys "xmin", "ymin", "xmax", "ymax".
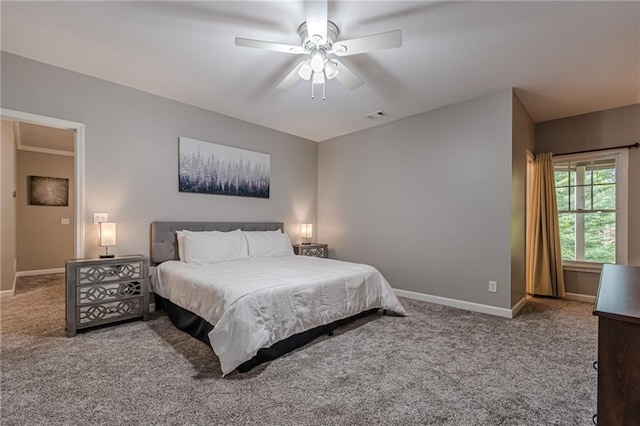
[{"xmin": 526, "ymin": 153, "xmax": 565, "ymax": 297}]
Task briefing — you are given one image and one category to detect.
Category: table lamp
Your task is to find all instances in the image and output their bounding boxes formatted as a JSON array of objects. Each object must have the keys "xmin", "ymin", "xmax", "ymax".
[{"xmin": 99, "ymin": 222, "xmax": 116, "ymax": 258}]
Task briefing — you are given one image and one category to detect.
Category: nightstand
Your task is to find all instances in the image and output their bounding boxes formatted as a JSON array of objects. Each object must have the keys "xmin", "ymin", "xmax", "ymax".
[
  {"xmin": 293, "ymin": 243, "xmax": 328, "ymax": 258},
  {"xmin": 65, "ymin": 255, "xmax": 149, "ymax": 337}
]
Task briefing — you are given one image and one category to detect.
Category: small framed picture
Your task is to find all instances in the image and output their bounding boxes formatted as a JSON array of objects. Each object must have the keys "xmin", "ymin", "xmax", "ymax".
[{"xmin": 28, "ymin": 176, "xmax": 69, "ymax": 206}]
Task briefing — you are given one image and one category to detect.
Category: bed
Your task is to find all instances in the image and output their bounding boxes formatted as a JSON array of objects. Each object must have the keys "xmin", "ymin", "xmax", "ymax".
[{"xmin": 150, "ymin": 221, "xmax": 406, "ymax": 376}]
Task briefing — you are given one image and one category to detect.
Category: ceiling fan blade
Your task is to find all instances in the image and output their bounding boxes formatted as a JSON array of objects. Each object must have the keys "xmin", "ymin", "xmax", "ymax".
[
  {"xmin": 333, "ymin": 30, "xmax": 402, "ymax": 57},
  {"xmin": 333, "ymin": 59, "xmax": 364, "ymax": 90},
  {"xmin": 235, "ymin": 37, "xmax": 306, "ymax": 54},
  {"xmin": 304, "ymin": 0, "xmax": 328, "ymax": 43},
  {"xmin": 277, "ymin": 61, "xmax": 305, "ymax": 90}
]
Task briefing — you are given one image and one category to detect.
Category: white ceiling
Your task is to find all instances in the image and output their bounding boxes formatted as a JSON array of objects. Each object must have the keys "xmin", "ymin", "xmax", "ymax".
[{"xmin": 1, "ymin": 1, "xmax": 638, "ymax": 142}]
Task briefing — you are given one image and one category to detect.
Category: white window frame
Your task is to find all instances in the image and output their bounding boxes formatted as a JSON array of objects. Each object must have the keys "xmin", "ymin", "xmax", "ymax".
[{"xmin": 553, "ymin": 148, "xmax": 628, "ymax": 273}]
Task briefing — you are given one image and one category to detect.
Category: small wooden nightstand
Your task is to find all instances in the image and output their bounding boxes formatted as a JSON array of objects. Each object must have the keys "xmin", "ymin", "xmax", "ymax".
[
  {"xmin": 293, "ymin": 243, "xmax": 328, "ymax": 258},
  {"xmin": 65, "ymin": 255, "xmax": 149, "ymax": 337}
]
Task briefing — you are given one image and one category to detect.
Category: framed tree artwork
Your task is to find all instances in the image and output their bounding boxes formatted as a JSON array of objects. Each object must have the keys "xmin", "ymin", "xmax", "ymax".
[{"xmin": 178, "ymin": 137, "xmax": 270, "ymax": 199}]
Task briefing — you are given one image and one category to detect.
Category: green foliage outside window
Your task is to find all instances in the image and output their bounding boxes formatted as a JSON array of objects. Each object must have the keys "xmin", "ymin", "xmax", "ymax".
[{"xmin": 555, "ymin": 162, "xmax": 616, "ymax": 264}]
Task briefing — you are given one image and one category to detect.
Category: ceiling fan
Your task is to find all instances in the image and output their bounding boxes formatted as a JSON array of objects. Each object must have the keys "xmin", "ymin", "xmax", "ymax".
[{"xmin": 235, "ymin": 0, "xmax": 402, "ymax": 99}]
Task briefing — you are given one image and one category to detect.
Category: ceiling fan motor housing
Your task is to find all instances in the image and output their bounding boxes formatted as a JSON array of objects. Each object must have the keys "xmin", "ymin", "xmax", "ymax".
[{"xmin": 298, "ymin": 20, "xmax": 339, "ymax": 50}]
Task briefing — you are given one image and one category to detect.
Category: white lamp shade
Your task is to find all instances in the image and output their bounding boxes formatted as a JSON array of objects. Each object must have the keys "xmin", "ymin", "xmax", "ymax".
[
  {"xmin": 298, "ymin": 60, "xmax": 312, "ymax": 81},
  {"xmin": 324, "ymin": 60, "xmax": 339, "ymax": 80},
  {"xmin": 99, "ymin": 222, "xmax": 117, "ymax": 247},
  {"xmin": 312, "ymin": 71, "xmax": 325, "ymax": 85},
  {"xmin": 310, "ymin": 49, "xmax": 325, "ymax": 72},
  {"xmin": 301, "ymin": 224, "xmax": 313, "ymax": 239}
]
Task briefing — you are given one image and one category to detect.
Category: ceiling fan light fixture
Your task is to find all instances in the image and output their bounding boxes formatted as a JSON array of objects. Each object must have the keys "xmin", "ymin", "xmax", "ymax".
[
  {"xmin": 324, "ymin": 60, "xmax": 338, "ymax": 80},
  {"xmin": 236, "ymin": 2, "xmax": 402, "ymax": 100},
  {"xmin": 310, "ymin": 49, "xmax": 325, "ymax": 73},
  {"xmin": 298, "ymin": 60, "xmax": 313, "ymax": 80}
]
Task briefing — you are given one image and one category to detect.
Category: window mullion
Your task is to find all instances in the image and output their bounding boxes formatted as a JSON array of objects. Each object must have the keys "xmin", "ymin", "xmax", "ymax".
[
  {"xmin": 589, "ymin": 161, "xmax": 594, "ymax": 211},
  {"xmin": 575, "ymin": 165, "xmax": 585, "ymax": 261}
]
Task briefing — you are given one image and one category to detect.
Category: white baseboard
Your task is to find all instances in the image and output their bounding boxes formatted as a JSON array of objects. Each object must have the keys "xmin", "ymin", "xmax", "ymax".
[
  {"xmin": 564, "ymin": 292, "xmax": 596, "ymax": 304},
  {"xmin": 394, "ymin": 289, "xmax": 525, "ymax": 319},
  {"xmin": 3, "ymin": 269, "xmax": 64, "ymax": 298},
  {"xmin": 511, "ymin": 296, "xmax": 527, "ymax": 317},
  {"xmin": 15, "ymin": 268, "xmax": 64, "ymax": 277},
  {"xmin": 0, "ymin": 288, "xmax": 15, "ymax": 298},
  {"xmin": 1, "ymin": 273, "xmax": 18, "ymax": 298}
]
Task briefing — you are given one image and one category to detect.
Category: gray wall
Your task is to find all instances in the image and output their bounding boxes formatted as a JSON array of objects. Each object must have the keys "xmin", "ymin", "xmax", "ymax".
[
  {"xmin": 1, "ymin": 52, "xmax": 318, "ymax": 258},
  {"xmin": 1, "ymin": 120, "xmax": 17, "ymax": 292},
  {"xmin": 511, "ymin": 92, "xmax": 536, "ymax": 306},
  {"xmin": 536, "ymin": 103, "xmax": 640, "ymax": 296},
  {"xmin": 318, "ymin": 89, "xmax": 516, "ymax": 310},
  {"xmin": 16, "ymin": 150, "xmax": 74, "ymax": 271}
]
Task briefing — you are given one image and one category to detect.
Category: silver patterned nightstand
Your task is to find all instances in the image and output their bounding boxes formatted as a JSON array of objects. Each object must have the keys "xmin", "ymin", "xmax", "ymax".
[
  {"xmin": 293, "ymin": 243, "xmax": 328, "ymax": 258},
  {"xmin": 65, "ymin": 255, "xmax": 149, "ymax": 337}
]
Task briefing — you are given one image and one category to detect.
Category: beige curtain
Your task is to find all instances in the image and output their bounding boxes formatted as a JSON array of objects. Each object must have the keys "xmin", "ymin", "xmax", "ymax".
[{"xmin": 526, "ymin": 153, "xmax": 565, "ymax": 297}]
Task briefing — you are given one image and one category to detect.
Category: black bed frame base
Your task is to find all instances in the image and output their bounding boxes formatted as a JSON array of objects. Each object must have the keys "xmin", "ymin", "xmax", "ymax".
[{"xmin": 155, "ymin": 295, "xmax": 381, "ymax": 373}]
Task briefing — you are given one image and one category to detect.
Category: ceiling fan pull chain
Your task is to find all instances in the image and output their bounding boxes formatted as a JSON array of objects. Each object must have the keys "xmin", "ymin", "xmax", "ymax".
[
  {"xmin": 311, "ymin": 81, "xmax": 315, "ymax": 99},
  {"xmin": 322, "ymin": 82, "xmax": 326, "ymax": 101}
]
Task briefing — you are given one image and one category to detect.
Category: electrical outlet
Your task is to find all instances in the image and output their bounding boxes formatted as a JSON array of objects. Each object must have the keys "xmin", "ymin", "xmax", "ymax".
[
  {"xmin": 61, "ymin": 218, "xmax": 70, "ymax": 225},
  {"xmin": 489, "ymin": 281, "xmax": 497, "ymax": 293},
  {"xmin": 93, "ymin": 212, "xmax": 108, "ymax": 224}
]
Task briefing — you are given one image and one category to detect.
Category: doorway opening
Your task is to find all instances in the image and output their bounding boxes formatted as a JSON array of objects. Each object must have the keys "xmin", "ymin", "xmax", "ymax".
[{"xmin": 0, "ymin": 109, "xmax": 84, "ymax": 297}]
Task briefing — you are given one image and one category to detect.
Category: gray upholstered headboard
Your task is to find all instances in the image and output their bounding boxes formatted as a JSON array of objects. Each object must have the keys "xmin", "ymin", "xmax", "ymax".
[{"xmin": 150, "ymin": 221, "xmax": 284, "ymax": 265}]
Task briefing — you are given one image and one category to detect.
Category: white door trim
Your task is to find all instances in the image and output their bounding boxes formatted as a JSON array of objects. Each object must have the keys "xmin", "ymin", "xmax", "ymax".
[
  {"xmin": 1, "ymin": 108, "xmax": 85, "ymax": 260},
  {"xmin": 526, "ymin": 150, "xmax": 535, "ymax": 294}
]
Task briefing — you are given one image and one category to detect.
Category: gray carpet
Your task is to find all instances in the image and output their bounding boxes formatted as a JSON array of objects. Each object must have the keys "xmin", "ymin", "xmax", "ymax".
[{"xmin": 1, "ymin": 275, "xmax": 597, "ymax": 425}]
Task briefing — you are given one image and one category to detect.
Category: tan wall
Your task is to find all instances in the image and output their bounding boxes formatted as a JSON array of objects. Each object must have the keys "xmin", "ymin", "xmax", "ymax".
[
  {"xmin": 1, "ymin": 120, "xmax": 17, "ymax": 292},
  {"xmin": 535, "ymin": 103, "xmax": 640, "ymax": 296},
  {"xmin": 17, "ymin": 150, "xmax": 74, "ymax": 271}
]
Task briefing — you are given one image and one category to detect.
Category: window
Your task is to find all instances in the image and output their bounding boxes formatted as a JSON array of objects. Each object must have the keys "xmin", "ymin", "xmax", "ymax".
[{"xmin": 554, "ymin": 149, "xmax": 628, "ymax": 268}]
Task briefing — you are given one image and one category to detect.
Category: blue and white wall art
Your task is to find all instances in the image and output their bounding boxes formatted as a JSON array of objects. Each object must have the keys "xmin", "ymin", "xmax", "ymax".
[{"xmin": 178, "ymin": 137, "xmax": 270, "ymax": 198}]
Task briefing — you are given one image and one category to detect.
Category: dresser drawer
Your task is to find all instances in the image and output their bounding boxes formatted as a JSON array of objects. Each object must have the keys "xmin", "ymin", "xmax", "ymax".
[
  {"xmin": 300, "ymin": 246, "xmax": 327, "ymax": 257},
  {"xmin": 76, "ymin": 280, "xmax": 143, "ymax": 305},
  {"xmin": 293, "ymin": 243, "xmax": 328, "ymax": 258},
  {"xmin": 77, "ymin": 297, "xmax": 143, "ymax": 326},
  {"xmin": 76, "ymin": 261, "xmax": 143, "ymax": 286}
]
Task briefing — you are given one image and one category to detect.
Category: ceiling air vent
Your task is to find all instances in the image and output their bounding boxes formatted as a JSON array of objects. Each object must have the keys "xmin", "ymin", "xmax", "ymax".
[{"xmin": 365, "ymin": 110, "xmax": 389, "ymax": 120}]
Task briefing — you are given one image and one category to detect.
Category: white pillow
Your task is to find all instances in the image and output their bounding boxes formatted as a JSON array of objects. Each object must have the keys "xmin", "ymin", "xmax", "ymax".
[
  {"xmin": 176, "ymin": 230, "xmax": 186, "ymax": 261},
  {"xmin": 244, "ymin": 231, "xmax": 294, "ymax": 259},
  {"xmin": 182, "ymin": 229, "xmax": 249, "ymax": 264}
]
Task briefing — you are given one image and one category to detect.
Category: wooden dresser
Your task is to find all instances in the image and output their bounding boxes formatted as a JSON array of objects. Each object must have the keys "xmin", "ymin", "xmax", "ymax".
[
  {"xmin": 593, "ymin": 264, "xmax": 640, "ymax": 426},
  {"xmin": 65, "ymin": 255, "xmax": 149, "ymax": 337}
]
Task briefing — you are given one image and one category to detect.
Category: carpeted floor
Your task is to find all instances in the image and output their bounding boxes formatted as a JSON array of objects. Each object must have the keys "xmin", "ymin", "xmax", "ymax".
[{"xmin": 0, "ymin": 274, "xmax": 597, "ymax": 425}]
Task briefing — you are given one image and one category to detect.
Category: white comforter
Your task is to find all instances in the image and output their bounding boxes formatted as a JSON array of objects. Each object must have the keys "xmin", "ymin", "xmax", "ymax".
[{"xmin": 151, "ymin": 255, "xmax": 406, "ymax": 375}]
